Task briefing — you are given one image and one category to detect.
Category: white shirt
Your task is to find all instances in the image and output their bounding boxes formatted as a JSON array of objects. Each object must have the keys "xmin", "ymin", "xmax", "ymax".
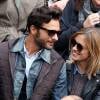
[{"xmin": 24, "ymin": 45, "xmax": 41, "ymax": 77}]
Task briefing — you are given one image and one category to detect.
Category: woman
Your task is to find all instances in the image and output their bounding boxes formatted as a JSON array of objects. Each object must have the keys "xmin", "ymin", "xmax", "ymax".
[
  {"xmin": 65, "ymin": 28, "xmax": 100, "ymax": 100},
  {"xmin": 54, "ymin": 0, "xmax": 100, "ymax": 60}
]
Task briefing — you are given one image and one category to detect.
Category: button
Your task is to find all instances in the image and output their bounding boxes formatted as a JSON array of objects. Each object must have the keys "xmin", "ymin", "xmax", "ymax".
[{"xmin": 19, "ymin": 80, "xmax": 23, "ymax": 84}]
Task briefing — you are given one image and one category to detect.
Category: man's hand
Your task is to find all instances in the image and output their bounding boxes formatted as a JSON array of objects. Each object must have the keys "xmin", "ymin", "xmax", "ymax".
[
  {"xmin": 49, "ymin": 0, "xmax": 69, "ymax": 11},
  {"xmin": 83, "ymin": 13, "xmax": 100, "ymax": 28}
]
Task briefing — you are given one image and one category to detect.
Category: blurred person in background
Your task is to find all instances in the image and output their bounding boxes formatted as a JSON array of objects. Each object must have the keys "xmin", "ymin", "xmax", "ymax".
[
  {"xmin": 0, "ymin": 0, "xmax": 45, "ymax": 42},
  {"xmin": 49, "ymin": 0, "xmax": 69, "ymax": 10}
]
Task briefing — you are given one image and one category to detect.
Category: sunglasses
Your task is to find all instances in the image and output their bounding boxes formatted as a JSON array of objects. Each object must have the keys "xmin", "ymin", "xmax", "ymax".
[
  {"xmin": 71, "ymin": 39, "xmax": 83, "ymax": 52},
  {"xmin": 38, "ymin": 26, "xmax": 61, "ymax": 37}
]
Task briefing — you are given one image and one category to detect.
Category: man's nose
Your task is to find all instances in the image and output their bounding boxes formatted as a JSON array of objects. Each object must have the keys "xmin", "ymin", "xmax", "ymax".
[{"xmin": 52, "ymin": 33, "xmax": 58, "ymax": 41}]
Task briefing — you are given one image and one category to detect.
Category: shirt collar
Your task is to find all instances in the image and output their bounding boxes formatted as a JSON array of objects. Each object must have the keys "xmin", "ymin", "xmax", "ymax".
[
  {"xmin": 73, "ymin": 64, "xmax": 87, "ymax": 76},
  {"xmin": 10, "ymin": 36, "xmax": 51, "ymax": 64},
  {"xmin": 38, "ymin": 49, "xmax": 51, "ymax": 64},
  {"xmin": 73, "ymin": 64, "xmax": 82, "ymax": 75},
  {"xmin": 10, "ymin": 37, "xmax": 25, "ymax": 53}
]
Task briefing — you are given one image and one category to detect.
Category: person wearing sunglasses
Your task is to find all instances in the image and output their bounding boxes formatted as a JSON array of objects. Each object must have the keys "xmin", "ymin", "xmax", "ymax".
[
  {"xmin": 63, "ymin": 28, "xmax": 100, "ymax": 100},
  {"xmin": 0, "ymin": 6, "xmax": 67, "ymax": 100}
]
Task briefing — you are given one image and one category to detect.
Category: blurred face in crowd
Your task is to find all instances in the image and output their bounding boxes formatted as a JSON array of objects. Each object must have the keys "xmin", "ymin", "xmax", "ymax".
[
  {"xmin": 92, "ymin": 0, "xmax": 100, "ymax": 8},
  {"xmin": 70, "ymin": 34, "xmax": 89, "ymax": 63},
  {"xmin": 32, "ymin": 19, "xmax": 60, "ymax": 49}
]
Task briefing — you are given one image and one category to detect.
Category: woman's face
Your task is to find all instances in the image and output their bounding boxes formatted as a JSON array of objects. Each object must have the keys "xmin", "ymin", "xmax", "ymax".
[
  {"xmin": 70, "ymin": 34, "xmax": 89, "ymax": 63},
  {"xmin": 92, "ymin": 0, "xmax": 100, "ymax": 8}
]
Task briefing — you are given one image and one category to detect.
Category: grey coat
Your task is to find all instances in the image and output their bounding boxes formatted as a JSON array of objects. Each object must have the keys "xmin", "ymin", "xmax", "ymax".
[{"xmin": 0, "ymin": 0, "xmax": 45, "ymax": 42}]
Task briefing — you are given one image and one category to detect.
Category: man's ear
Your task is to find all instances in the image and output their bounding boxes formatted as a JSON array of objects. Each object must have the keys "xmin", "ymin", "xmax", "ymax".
[{"xmin": 30, "ymin": 25, "xmax": 37, "ymax": 35}]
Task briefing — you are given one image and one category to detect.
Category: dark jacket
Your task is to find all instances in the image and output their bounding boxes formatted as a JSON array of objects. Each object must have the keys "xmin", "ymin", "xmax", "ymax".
[
  {"xmin": 66, "ymin": 63, "xmax": 100, "ymax": 100},
  {"xmin": 0, "ymin": 39, "xmax": 65, "ymax": 100},
  {"xmin": 54, "ymin": 0, "xmax": 83, "ymax": 60}
]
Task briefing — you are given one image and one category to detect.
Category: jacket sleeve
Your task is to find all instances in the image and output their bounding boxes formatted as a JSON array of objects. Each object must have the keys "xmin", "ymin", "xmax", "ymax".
[
  {"xmin": 94, "ymin": 78, "xmax": 100, "ymax": 100},
  {"xmin": 52, "ymin": 63, "xmax": 68, "ymax": 100},
  {"xmin": 94, "ymin": 91, "xmax": 100, "ymax": 100}
]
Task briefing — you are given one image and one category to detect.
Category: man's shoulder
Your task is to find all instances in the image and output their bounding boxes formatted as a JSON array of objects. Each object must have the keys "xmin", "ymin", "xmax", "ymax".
[
  {"xmin": 0, "ymin": 41, "xmax": 9, "ymax": 60},
  {"xmin": 51, "ymin": 49, "xmax": 64, "ymax": 61},
  {"xmin": 0, "ymin": 38, "xmax": 17, "ymax": 50},
  {"xmin": 0, "ymin": 38, "xmax": 19, "ymax": 56},
  {"xmin": 0, "ymin": 41, "xmax": 9, "ymax": 51}
]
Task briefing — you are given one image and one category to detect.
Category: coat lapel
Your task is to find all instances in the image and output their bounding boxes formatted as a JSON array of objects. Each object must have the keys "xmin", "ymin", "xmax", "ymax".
[
  {"xmin": 35, "ymin": 62, "xmax": 51, "ymax": 88},
  {"xmin": 9, "ymin": 52, "xmax": 17, "ymax": 79},
  {"xmin": 34, "ymin": 51, "xmax": 57, "ymax": 88}
]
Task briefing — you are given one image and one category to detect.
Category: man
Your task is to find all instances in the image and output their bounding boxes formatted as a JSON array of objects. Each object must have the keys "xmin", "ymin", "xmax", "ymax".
[{"xmin": 0, "ymin": 6, "xmax": 67, "ymax": 100}]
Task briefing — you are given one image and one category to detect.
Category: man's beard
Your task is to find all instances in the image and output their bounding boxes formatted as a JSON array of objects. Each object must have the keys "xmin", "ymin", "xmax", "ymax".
[{"xmin": 34, "ymin": 31, "xmax": 46, "ymax": 50}]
